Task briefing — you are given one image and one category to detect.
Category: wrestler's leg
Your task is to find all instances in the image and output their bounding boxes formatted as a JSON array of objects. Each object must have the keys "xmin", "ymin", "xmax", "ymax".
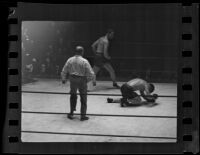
[
  {"xmin": 125, "ymin": 90, "xmax": 142, "ymax": 106},
  {"xmin": 103, "ymin": 63, "xmax": 116, "ymax": 82},
  {"xmin": 103, "ymin": 63, "xmax": 120, "ymax": 88},
  {"xmin": 107, "ymin": 97, "xmax": 122, "ymax": 103},
  {"xmin": 92, "ymin": 65, "xmax": 100, "ymax": 86},
  {"xmin": 112, "ymin": 98, "xmax": 122, "ymax": 103},
  {"xmin": 127, "ymin": 96, "xmax": 142, "ymax": 106}
]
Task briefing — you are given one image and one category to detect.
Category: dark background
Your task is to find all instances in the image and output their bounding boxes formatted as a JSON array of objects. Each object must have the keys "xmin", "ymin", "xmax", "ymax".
[
  {"xmin": 22, "ymin": 4, "xmax": 180, "ymax": 83},
  {"xmin": 2, "ymin": 2, "xmax": 199, "ymax": 154}
]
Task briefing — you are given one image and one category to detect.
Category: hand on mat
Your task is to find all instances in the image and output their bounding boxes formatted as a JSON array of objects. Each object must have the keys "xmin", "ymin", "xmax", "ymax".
[
  {"xmin": 145, "ymin": 95, "xmax": 157, "ymax": 103},
  {"xmin": 153, "ymin": 94, "xmax": 158, "ymax": 100}
]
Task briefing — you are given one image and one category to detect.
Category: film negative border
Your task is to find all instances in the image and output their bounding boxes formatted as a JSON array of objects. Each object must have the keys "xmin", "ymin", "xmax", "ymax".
[
  {"xmin": 181, "ymin": 3, "xmax": 199, "ymax": 153},
  {"xmin": 6, "ymin": 2, "xmax": 20, "ymax": 153},
  {"xmin": 3, "ymin": 2, "xmax": 199, "ymax": 154}
]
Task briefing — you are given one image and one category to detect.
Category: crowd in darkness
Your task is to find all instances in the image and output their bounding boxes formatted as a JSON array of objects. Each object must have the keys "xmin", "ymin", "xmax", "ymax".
[
  {"xmin": 22, "ymin": 47, "xmax": 66, "ymax": 79},
  {"xmin": 22, "ymin": 21, "xmax": 178, "ymax": 83},
  {"xmin": 22, "ymin": 22, "xmax": 73, "ymax": 80}
]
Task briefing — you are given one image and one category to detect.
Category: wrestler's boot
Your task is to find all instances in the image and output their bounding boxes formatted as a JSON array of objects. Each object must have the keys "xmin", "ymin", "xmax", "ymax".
[
  {"xmin": 113, "ymin": 82, "xmax": 120, "ymax": 89},
  {"xmin": 107, "ymin": 98, "xmax": 113, "ymax": 103}
]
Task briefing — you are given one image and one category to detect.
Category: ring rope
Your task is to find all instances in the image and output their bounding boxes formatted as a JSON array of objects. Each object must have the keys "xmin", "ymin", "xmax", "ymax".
[
  {"xmin": 22, "ymin": 90, "xmax": 177, "ymax": 98},
  {"xmin": 22, "ymin": 130, "xmax": 176, "ymax": 140},
  {"xmin": 86, "ymin": 56, "xmax": 178, "ymax": 60},
  {"xmin": 22, "ymin": 111, "xmax": 177, "ymax": 119},
  {"xmin": 22, "ymin": 90, "xmax": 176, "ymax": 140}
]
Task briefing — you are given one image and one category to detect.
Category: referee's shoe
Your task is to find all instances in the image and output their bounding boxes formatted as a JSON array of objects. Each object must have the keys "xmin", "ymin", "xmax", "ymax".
[{"xmin": 80, "ymin": 116, "xmax": 89, "ymax": 121}]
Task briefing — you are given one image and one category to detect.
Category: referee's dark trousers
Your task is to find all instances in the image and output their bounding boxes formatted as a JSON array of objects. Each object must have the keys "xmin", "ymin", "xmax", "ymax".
[{"xmin": 69, "ymin": 74, "xmax": 87, "ymax": 117}]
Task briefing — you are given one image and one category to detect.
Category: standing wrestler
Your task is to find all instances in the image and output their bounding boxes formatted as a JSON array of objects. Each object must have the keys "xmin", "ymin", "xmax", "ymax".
[
  {"xmin": 61, "ymin": 46, "xmax": 95, "ymax": 121},
  {"xmin": 92, "ymin": 29, "xmax": 120, "ymax": 88},
  {"xmin": 107, "ymin": 78, "xmax": 158, "ymax": 107}
]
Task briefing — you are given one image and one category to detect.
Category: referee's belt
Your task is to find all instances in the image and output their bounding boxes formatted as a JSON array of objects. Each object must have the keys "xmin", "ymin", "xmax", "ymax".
[{"xmin": 70, "ymin": 74, "xmax": 86, "ymax": 78}]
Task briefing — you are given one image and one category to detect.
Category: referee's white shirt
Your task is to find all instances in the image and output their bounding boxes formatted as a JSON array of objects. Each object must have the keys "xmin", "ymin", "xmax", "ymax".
[{"xmin": 61, "ymin": 55, "xmax": 94, "ymax": 81}]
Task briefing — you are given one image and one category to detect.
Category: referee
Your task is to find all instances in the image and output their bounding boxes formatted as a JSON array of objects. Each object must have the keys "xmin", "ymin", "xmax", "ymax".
[{"xmin": 61, "ymin": 46, "xmax": 95, "ymax": 121}]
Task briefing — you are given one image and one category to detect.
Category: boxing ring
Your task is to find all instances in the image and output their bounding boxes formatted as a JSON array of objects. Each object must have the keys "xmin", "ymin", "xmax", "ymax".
[{"xmin": 21, "ymin": 78, "xmax": 177, "ymax": 142}]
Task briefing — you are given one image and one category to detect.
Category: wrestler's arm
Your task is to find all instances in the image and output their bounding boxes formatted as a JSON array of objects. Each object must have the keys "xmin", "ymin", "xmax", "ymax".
[
  {"xmin": 103, "ymin": 42, "xmax": 111, "ymax": 59},
  {"xmin": 140, "ymin": 90, "xmax": 148, "ymax": 100},
  {"xmin": 140, "ymin": 88, "xmax": 155, "ymax": 102},
  {"xmin": 91, "ymin": 40, "xmax": 98, "ymax": 53},
  {"xmin": 139, "ymin": 83, "xmax": 151, "ymax": 99}
]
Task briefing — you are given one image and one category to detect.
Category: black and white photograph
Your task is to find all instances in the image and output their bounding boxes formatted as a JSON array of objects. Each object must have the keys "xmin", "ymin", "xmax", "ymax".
[{"xmin": 20, "ymin": 3, "xmax": 180, "ymax": 143}]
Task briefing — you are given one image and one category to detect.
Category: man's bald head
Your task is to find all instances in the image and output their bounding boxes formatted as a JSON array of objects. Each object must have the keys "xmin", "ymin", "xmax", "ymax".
[{"xmin": 75, "ymin": 46, "xmax": 84, "ymax": 55}]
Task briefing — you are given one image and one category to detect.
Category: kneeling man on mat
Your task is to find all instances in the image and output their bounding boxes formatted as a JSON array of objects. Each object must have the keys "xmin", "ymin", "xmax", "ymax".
[{"xmin": 107, "ymin": 78, "xmax": 158, "ymax": 107}]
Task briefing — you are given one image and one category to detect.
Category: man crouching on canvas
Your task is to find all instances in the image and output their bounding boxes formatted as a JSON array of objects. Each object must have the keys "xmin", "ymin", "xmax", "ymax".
[{"xmin": 107, "ymin": 78, "xmax": 158, "ymax": 107}]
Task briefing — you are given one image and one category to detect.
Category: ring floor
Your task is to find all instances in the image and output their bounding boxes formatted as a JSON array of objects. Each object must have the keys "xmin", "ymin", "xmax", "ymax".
[{"xmin": 21, "ymin": 78, "xmax": 177, "ymax": 142}]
